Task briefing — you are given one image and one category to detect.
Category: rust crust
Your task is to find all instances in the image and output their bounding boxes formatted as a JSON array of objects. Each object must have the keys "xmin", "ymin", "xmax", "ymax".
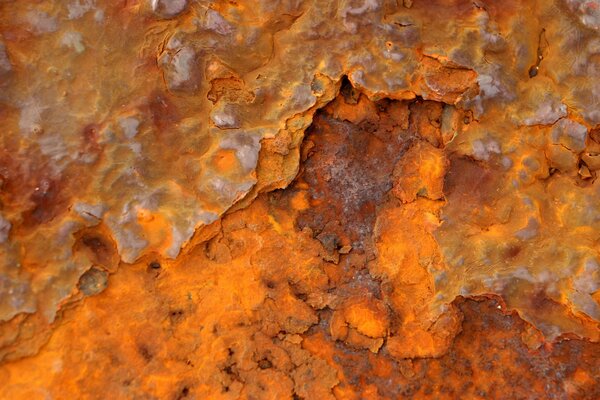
[{"xmin": 1, "ymin": 0, "xmax": 600, "ymax": 398}]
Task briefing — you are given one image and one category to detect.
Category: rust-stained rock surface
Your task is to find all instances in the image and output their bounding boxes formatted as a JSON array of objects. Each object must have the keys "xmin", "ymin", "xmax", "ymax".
[{"xmin": 1, "ymin": 0, "xmax": 600, "ymax": 398}]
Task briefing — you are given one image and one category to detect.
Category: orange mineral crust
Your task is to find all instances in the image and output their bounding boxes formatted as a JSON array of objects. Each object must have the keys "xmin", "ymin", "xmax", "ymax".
[{"xmin": 0, "ymin": 0, "xmax": 599, "ymax": 398}]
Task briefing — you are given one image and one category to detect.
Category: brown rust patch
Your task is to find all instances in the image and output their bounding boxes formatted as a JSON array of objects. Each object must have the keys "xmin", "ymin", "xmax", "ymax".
[
  {"xmin": 303, "ymin": 297, "xmax": 600, "ymax": 399},
  {"xmin": 294, "ymin": 87, "xmax": 414, "ymax": 253},
  {"xmin": 73, "ymin": 225, "xmax": 120, "ymax": 272},
  {"xmin": 20, "ymin": 177, "xmax": 67, "ymax": 228},
  {"xmin": 147, "ymin": 91, "xmax": 181, "ymax": 132}
]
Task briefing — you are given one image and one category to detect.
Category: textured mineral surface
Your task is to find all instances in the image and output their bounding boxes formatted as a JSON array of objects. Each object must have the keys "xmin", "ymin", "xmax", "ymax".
[{"xmin": 0, "ymin": 0, "xmax": 600, "ymax": 398}]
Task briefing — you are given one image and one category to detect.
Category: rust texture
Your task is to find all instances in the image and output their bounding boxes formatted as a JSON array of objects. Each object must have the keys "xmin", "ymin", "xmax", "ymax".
[{"xmin": 1, "ymin": 0, "xmax": 600, "ymax": 398}]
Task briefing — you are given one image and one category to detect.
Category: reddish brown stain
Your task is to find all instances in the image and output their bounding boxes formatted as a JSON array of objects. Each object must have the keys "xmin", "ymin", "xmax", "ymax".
[
  {"xmin": 147, "ymin": 91, "xmax": 180, "ymax": 133},
  {"xmin": 295, "ymin": 92, "xmax": 413, "ymax": 253},
  {"xmin": 80, "ymin": 123, "xmax": 102, "ymax": 155},
  {"xmin": 20, "ymin": 177, "xmax": 66, "ymax": 228},
  {"xmin": 303, "ymin": 297, "xmax": 600, "ymax": 399}
]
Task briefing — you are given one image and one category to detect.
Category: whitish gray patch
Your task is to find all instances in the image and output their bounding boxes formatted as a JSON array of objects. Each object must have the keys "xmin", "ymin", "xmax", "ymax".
[
  {"xmin": 0, "ymin": 41, "xmax": 11, "ymax": 72},
  {"xmin": 119, "ymin": 117, "xmax": 140, "ymax": 139},
  {"xmin": 472, "ymin": 138, "xmax": 501, "ymax": 161},
  {"xmin": 515, "ymin": 217, "xmax": 539, "ymax": 240},
  {"xmin": 72, "ymin": 202, "xmax": 105, "ymax": 221},
  {"xmin": 551, "ymin": 118, "xmax": 588, "ymax": 152},
  {"xmin": 204, "ymin": 9, "xmax": 234, "ymax": 35},
  {"xmin": 211, "ymin": 104, "xmax": 240, "ymax": 129},
  {"xmin": 151, "ymin": 0, "xmax": 187, "ymax": 18},
  {"xmin": 68, "ymin": 0, "xmax": 95, "ymax": 20},
  {"xmin": 220, "ymin": 132, "xmax": 261, "ymax": 172},
  {"xmin": 522, "ymin": 99, "xmax": 567, "ymax": 126},
  {"xmin": 0, "ymin": 276, "xmax": 36, "ymax": 321},
  {"xmin": 61, "ymin": 31, "xmax": 85, "ymax": 53},
  {"xmin": 0, "ymin": 214, "xmax": 10, "ymax": 243},
  {"xmin": 19, "ymin": 100, "xmax": 44, "ymax": 135},
  {"xmin": 78, "ymin": 267, "xmax": 108, "ymax": 296},
  {"xmin": 26, "ymin": 10, "xmax": 58, "ymax": 34},
  {"xmin": 158, "ymin": 46, "xmax": 196, "ymax": 90}
]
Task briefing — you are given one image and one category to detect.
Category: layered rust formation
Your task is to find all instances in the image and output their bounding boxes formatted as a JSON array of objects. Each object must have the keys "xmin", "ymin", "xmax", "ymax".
[{"xmin": 1, "ymin": 0, "xmax": 600, "ymax": 398}]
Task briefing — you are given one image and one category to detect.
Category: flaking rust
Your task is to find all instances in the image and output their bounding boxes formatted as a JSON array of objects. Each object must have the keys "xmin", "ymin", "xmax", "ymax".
[{"xmin": 0, "ymin": 0, "xmax": 599, "ymax": 399}]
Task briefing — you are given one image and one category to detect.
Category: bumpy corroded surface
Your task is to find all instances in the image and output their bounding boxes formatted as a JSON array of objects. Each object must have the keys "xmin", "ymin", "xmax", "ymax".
[{"xmin": 1, "ymin": 0, "xmax": 600, "ymax": 398}]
